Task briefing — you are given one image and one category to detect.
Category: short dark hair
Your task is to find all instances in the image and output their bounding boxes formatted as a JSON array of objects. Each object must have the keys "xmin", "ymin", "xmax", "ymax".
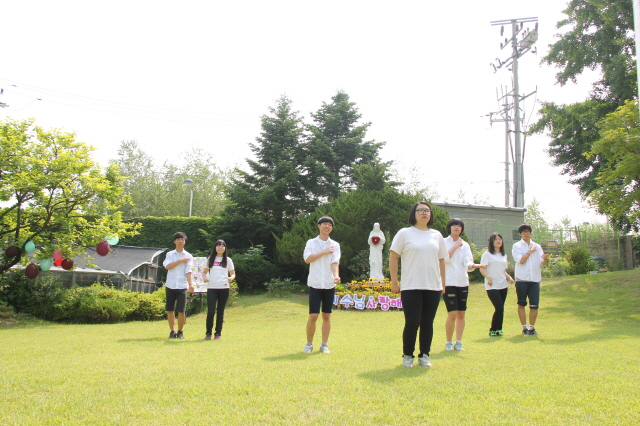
[
  {"xmin": 173, "ymin": 232, "xmax": 187, "ymax": 241},
  {"xmin": 317, "ymin": 216, "xmax": 335, "ymax": 226},
  {"xmin": 446, "ymin": 218, "xmax": 465, "ymax": 235},
  {"xmin": 518, "ymin": 224, "xmax": 532, "ymax": 234},
  {"xmin": 408, "ymin": 201, "xmax": 435, "ymax": 227},
  {"xmin": 488, "ymin": 232, "xmax": 505, "ymax": 256}
]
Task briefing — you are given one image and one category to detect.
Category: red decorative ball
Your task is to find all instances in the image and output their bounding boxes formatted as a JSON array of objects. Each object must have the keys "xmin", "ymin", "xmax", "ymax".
[
  {"xmin": 96, "ymin": 240, "xmax": 110, "ymax": 256},
  {"xmin": 5, "ymin": 245, "xmax": 19, "ymax": 257},
  {"xmin": 25, "ymin": 263, "xmax": 39, "ymax": 279},
  {"xmin": 54, "ymin": 259, "xmax": 63, "ymax": 267},
  {"xmin": 371, "ymin": 237, "xmax": 381, "ymax": 245},
  {"xmin": 61, "ymin": 259, "xmax": 74, "ymax": 270}
]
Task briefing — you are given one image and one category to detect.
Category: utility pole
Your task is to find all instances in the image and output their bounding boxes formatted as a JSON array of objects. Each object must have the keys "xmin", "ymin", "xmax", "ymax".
[{"xmin": 488, "ymin": 17, "xmax": 538, "ymax": 208}]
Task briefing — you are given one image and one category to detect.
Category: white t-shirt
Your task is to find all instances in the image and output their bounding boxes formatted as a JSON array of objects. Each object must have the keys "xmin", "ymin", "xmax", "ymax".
[
  {"xmin": 304, "ymin": 236, "xmax": 341, "ymax": 289},
  {"xmin": 163, "ymin": 249, "xmax": 193, "ymax": 289},
  {"xmin": 444, "ymin": 236, "xmax": 474, "ymax": 287},
  {"xmin": 480, "ymin": 250, "xmax": 509, "ymax": 290},
  {"xmin": 512, "ymin": 239, "xmax": 544, "ymax": 282},
  {"xmin": 206, "ymin": 256, "xmax": 235, "ymax": 289},
  {"xmin": 390, "ymin": 227, "xmax": 447, "ymax": 291}
]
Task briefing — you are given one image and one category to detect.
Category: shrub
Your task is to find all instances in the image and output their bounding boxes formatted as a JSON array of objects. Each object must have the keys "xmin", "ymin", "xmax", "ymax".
[
  {"xmin": 469, "ymin": 244, "xmax": 486, "ymax": 283},
  {"xmin": 566, "ymin": 244, "xmax": 597, "ymax": 275},
  {"xmin": 231, "ymin": 245, "xmax": 280, "ymax": 293},
  {"xmin": 542, "ymin": 256, "xmax": 569, "ymax": 278},
  {"xmin": 0, "ymin": 271, "xmax": 65, "ymax": 320},
  {"xmin": 264, "ymin": 278, "xmax": 305, "ymax": 297}
]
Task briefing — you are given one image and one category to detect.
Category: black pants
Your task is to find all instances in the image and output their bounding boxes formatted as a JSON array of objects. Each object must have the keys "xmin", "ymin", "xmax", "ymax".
[
  {"xmin": 400, "ymin": 290, "xmax": 441, "ymax": 357},
  {"xmin": 486, "ymin": 288, "xmax": 508, "ymax": 331},
  {"xmin": 205, "ymin": 288, "xmax": 230, "ymax": 336}
]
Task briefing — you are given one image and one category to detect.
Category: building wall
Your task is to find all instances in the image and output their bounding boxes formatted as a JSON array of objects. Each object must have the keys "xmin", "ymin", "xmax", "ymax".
[{"xmin": 434, "ymin": 203, "xmax": 526, "ymax": 258}]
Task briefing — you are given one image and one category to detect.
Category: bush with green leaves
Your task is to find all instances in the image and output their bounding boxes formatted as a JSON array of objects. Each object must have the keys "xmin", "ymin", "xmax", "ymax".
[
  {"xmin": 542, "ymin": 256, "xmax": 570, "ymax": 278},
  {"xmin": 264, "ymin": 278, "xmax": 305, "ymax": 297},
  {"xmin": 231, "ymin": 245, "xmax": 280, "ymax": 293},
  {"xmin": 0, "ymin": 271, "xmax": 65, "ymax": 320},
  {"xmin": 566, "ymin": 244, "xmax": 597, "ymax": 275}
]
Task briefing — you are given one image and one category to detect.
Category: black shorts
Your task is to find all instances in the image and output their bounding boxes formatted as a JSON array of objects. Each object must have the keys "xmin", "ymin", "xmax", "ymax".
[
  {"xmin": 515, "ymin": 281, "xmax": 540, "ymax": 309},
  {"xmin": 165, "ymin": 287, "xmax": 187, "ymax": 313},
  {"xmin": 309, "ymin": 287, "xmax": 335, "ymax": 314},
  {"xmin": 443, "ymin": 286, "xmax": 468, "ymax": 312}
]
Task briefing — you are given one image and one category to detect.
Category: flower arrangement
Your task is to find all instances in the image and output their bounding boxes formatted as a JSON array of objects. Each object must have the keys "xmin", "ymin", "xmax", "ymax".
[
  {"xmin": 334, "ymin": 278, "xmax": 401, "ymax": 311},
  {"xmin": 344, "ymin": 277, "xmax": 392, "ymax": 293}
]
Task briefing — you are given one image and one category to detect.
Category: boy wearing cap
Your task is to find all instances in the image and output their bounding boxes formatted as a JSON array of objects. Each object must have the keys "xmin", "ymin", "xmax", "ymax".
[{"xmin": 302, "ymin": 216, "xmax": 341, "ymax": 354}]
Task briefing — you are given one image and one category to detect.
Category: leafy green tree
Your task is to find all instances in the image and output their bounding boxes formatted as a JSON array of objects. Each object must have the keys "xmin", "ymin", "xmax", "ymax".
[
  {"xmin": 113, "ymin": 141, "xmax": 228, "ymax": 218},
  {"xmin": 531, "ymin": 0, "xmax": 635, "ymax": 225},
  {"xmin": 0, "ymin": 118, "xmax": 139, "ymax": 275},
  {"xmin": 586, "ymin": 100, "xmax": 640, "ymax": 230},
  {"xmin": 305, "ymin": 91, "xmax": 386, "ymax": 199},
  {"xmin": 524, "ymin": 197, "xmax": 551, "ymax": 241},
  {"xmin": 276, "ymin": 188, "xmax": 450, "ymax": 282}
]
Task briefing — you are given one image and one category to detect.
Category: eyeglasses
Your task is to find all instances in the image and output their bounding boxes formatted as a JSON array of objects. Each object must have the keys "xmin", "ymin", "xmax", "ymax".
[{"xmin": 416, "ymin": 209, "xmax": 431, "ymax": 214}]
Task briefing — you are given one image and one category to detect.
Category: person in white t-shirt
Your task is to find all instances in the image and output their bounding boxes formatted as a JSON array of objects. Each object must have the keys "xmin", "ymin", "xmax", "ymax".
[
  {"xmin": 302, "ymin": 216, "xmax": 341, "ymax": 354},
  {"xmin": 443, "ymin": 218, "xmax": 484, "ymax": 351},
  {"xmin": 390, "ymin": 201, "xmax": 447, "ymax": 368},
  {"xmin": 162, "ymin": 232, "xmax": 194, "ymax": 339},
  {"xmin": 512, "ymin": 224, "xmax": 549, "ymax": 335},
  {"xmin": 480, "ymin": 233, "xmax": 515, "ymax": 337},
  {"xmin": 203, "ymin": 239, "xmax": 236, "ymax": 341}
]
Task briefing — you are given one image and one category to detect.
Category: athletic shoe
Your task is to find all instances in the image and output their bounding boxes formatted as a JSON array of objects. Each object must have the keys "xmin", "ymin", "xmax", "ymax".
[
  {"xmin": 169, "ymin": 331, "xmax": 177, "ymax": 339},
  {"xmin": 320, "ymin": 344, "xmax": 330, "ymax": 354},
  {"xmin": 529, "ymin": 327, "xmax": 538, "ymax": 335},
  {"xmin": 454, "ymin": 342, "xmax": 464, "ymax": 351},
  {"xmin": 402, "ymin": 355, "xmax": 414, "ymax": 367},
  {"xmin": 522, "ymin": 328, "xmax": 530, "ymax": 335},
  {"xmin": 176, "ymin": 330, "xmax": 185, "ymax": 339},
  {"xmin": 489, "ymin": 330, "xmax": 497, "ymax": 337},
  {"xmin": 496, "ymin": 330, "xmax": 504, "ymax": 336},
  {"xmin": 204, "ymin": 334, "xmax": 212, "ymax": 340},
  {"xmin": 445, "ymin": 342, "xmax": 454, "ymax": 351},
  {"xmin": 418, "ymin": 354, "xmax": 432, "ymax": 367},
  {"xmin": 214, "ymin": 335, "xmax": 221, "ymax": 341},
  {"xmin": 303, "ymin": 343, "xmax": 313, "ymax": 353}
]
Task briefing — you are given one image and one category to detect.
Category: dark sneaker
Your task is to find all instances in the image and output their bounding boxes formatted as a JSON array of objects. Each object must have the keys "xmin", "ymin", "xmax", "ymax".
[
  {"xmin": 522, "ymin": 329, "xmax": 530, "ymax": 335},
  {"xmin": 529, "ymin": 328, "xmax": 538, "ymax": 335},
  {"xmin": 176, "ymin": 330, "xmax": 185, "ymax": 339},
  {"xmin": 489, "ymin": 330, "xmax": 497, "ymax": 337},
  {"xmin": 204, "ymin": 334, "xmax": 212, "ymax": 340},
  {"xmin": 169, "ymin": 331, "xmax": 177, "ymax": 339},
  {"xmin": 214, "ymin": 335, "xmax": 221, "ymax": 341}
]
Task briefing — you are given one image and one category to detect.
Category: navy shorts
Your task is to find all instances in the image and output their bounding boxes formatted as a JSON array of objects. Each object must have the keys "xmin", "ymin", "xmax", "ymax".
[
  {"xmin": 309, "ymin": 287, "xmax": 335, "ymax": 314},
  {"xmin": 515, "ymin": 281, "xmax": 540, "ymax": 309},
  {"xmin": 165, "ymin": 287, "xmax": 187, "ymax": 313},
  {"xmin": 443, "ymin": 286, "xmax": 468, "ymax": 312}
]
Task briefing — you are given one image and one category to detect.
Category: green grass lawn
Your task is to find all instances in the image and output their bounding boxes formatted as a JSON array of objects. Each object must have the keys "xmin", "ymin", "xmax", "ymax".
[{"xmin": 1, "ymin": 270, "xmax": 639, "ymax": 425}]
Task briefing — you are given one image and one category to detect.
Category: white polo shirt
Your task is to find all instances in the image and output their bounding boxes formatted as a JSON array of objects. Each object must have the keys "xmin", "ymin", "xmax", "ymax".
[
  {"xmin": 163, "ymin": 249, "xmax": 194, "ymax": 289},
  {"xmin": 304, "ymin": 236, "xmax": 341, "ymax": 289},
  {"xmin": 512, "ymin": 239, "xmax": 544, "ymax": 282}
]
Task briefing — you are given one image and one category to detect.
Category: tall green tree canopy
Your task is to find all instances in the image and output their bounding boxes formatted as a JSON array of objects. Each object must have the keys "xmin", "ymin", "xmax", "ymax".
[
  {"xmin": 531, "ymin": 0, "xmax": 636, "ymax": 230},
  {"xmin": 113, "ymin": 140, "xmax": 228, "ymax": 218},
  {"xmin": 586, "ymin": 100, "xmax": 640, "ymax": 230},
  {"xmin": 0, "ymin": 118, "xmax": 139, "ymax": 274},
  {"xmin": 305, "ymin": 91, "xmax": 386, "ymax": 200}
]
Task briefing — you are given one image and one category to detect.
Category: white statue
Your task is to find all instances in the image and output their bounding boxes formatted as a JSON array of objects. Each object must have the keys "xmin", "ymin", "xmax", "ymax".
[{"xmin": 368, "ymin": 223, "xmax": 386, "ymax": 279}]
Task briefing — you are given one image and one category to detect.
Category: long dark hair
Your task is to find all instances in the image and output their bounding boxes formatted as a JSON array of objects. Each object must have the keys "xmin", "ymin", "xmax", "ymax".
[
  {"xmin": 488, "ymin": 233, "xmax": 505, "ymax": 256},
  {"xmin": 208, "ymin": 239, "xmax": 228, "ymax": 268}
]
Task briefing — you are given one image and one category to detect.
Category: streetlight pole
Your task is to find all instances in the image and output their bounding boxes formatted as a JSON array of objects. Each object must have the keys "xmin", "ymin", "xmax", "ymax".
[{"xmin": 184, "ymin": 179, "xmax": 194, "ymax": 217}]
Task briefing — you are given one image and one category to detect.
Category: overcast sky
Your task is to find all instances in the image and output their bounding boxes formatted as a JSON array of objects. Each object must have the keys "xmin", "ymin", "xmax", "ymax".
[{"xmin": 1, "ymin": 0, "xmax": 606, "ymax": 225}]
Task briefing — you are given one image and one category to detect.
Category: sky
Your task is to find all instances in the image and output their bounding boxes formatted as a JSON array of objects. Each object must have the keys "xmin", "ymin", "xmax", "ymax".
[{"xmin": 1, "ymin": 0, "xmax": 607, "ymax": 226}]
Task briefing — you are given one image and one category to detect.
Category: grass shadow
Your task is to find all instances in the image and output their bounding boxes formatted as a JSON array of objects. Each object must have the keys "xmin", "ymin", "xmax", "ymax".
[
  {"xmin": 263, "ymin": 352, "xmax": 321, "ymax": 362},
  {"xmin": 358, "ymin": 365, "xmax": 431, "ymax": 382}
]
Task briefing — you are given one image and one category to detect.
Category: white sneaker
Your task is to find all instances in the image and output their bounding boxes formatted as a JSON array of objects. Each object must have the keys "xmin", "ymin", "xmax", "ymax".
[
  {"xmin": 402, "ymin": 355, "xmax": 414, "ymax": 367},
  {"xmin": 302, "ymin": 343, "xmax": 313, "ymax": 353},
  {"xmin": 454, "ymin": 341, "xmax": 464, "ymax": 351},
  {"xmin": 418, "ymin": 354, "xmax": 432, "ymax": 367},
  {"xmin": 445, "ymin": 342, "xmax": 454, "ymax": 351},
  {"xmin": 320, "ymin": 344, "xmax": 330, "ymax": 354}
]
